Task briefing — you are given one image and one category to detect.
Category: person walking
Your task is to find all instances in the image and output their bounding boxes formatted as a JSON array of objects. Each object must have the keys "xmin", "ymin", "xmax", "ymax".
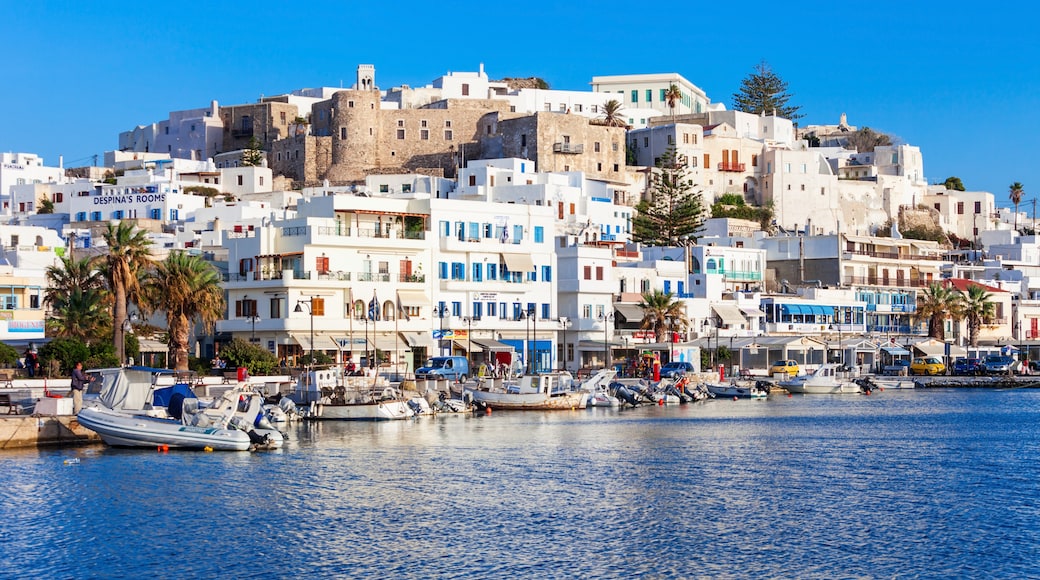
[{"xmin": 70, "ymin": 361, "xmax": 88, "ymax": 414}]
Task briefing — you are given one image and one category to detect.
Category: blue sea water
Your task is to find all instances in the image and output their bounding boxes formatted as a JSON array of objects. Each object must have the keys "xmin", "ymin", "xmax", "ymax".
[{"xmin": 1, "ymin": 388, "xmax": 1039, "ymax": 579}]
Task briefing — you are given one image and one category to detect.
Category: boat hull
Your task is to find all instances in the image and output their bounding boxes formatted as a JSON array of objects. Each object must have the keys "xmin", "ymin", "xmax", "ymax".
[
  {"xmin": 705, "ymin": 383, "xmax": 767, "ymax": 399},
  {"xmin": 781, "ymin": 382, "xmax": 862, "ymax": 394},
  {"xmin": 468, "ymin": 390, "xmax": 587, "ymax": 410},
  {"xmin": 308, "ymin": 400, "xmax": 414, "ymax": 421},
  {"xmin": 77, "ymin": 407, "xmax": 256, "ymax": 451}
]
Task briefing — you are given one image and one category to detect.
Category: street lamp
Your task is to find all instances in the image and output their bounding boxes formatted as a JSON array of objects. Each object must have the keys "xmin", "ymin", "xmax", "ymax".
[
  {"xmin": 294, "ymin": 298, "xmax": 314, "ymax": 369},
  {"xmin": 520, "ymin": 308, "xmax": 532, "ymax": 374},
  {"xmin": 531, "ymin": 306, "xmax": 538, "ymax": 374},
  {"xmin": 599, "ymin": 312, "xmax": 614, "ymax": 370},
  {"xmin": 558, "ymin": 316, "xmax": 570, "ymax": 372},
  {"xmin": 830, "ymin": 319, "xmax": 843, "ymax": 368},
  {"xmin": 463, "ymin": 315, "xmax": 474, "ymax": 369},
  {"xmin": 433, "ymin": 304, "xmax": 448, "ymax": 356}
]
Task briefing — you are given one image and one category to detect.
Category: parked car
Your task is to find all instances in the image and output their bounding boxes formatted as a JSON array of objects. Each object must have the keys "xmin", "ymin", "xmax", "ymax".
[
  {"xmin": 769, "ymin": 360, "xmax": 800, "ymax": 377},
  {"xmin": 952, "ymin": 357, "xmax": 983, "ymax": 376},
  {"xmin": 982, "ymin": 355, "xmax": 1014, "ymax": 375},
  {"xmin": 415, "ymin": 356, "xmax": 470, "ymax": 381},
  {"xmin": 660, "ymin": 361, "xmax": 695, "ymax": 378},
  {"xmin": 910, "ymin": 356, "xmax": 946, "ymax": 376}
]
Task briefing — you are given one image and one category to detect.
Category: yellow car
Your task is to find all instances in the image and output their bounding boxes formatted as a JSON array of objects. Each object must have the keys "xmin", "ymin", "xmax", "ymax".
[
  {"xmin": 769, "ymin": 360, "xmax": 800, "ymax": 377},
  {"xmin": 910, "ymin": 356, "xmax": 945, "ymax": 376}
]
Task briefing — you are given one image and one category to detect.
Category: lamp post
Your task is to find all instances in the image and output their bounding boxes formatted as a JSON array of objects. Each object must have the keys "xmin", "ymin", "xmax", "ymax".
[
  {"xmin": 433, "ymin": 305, "xmax": 448, "ymax": 356},
  {"xmin": 599, "ymin": 312, "xmax": 614, "ymax": 370},
  {"xmin": 294, "ymin": 298, "xmax": 314, "ymax": 370},
  {"xmin": 121, "ymin": 312, "xmax": 138, "ymax": 366},
  {"xmin": 830, "ymin": 320, "xmax": 843, "ymax": 368},
  {"xmin": 558, "ymin": 316, "xmax": 569, "ymax": 372},
  {"xmin": 531, "ymin": 305, "xmax": 537, "ymax": 374},
  {"xmin": 463, "ymin": 316, "xmax": 473, "ymax": 369},
  {"xmin": 520, "ymin": 309, "xmax": 531, "ymax": 374}
]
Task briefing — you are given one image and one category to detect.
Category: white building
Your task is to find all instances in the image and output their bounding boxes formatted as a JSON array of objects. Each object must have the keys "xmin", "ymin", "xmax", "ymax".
[
  {"xmin": 1, "ymin": 153, "xmax": 66, "ymax": 217},
  {"xmin": 118, "ymin": 102, "xmax": 223, "ymax": 161},
  {"xmin": 591, "ymin": 73, "xmax": 714, "ymax": 117}
]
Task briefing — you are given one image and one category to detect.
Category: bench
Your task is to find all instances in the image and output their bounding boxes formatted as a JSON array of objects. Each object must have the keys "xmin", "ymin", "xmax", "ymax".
[
  {"xmin": 222, "ymin": 371, "xmax": 239, "ymax": 384},
  {"xmin": 0, "ymin": 393, "xmax": 22, "ymax": 415}
]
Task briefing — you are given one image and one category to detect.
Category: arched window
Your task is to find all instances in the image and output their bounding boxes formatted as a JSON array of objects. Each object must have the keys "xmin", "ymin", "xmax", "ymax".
[{"xmin": 706, "ymin": 258, "xmax": 717, "ymax": 271}]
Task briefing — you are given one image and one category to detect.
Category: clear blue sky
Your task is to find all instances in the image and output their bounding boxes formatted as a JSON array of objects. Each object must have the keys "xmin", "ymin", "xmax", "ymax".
[{"xmin": 3, "ymin": 1, "xmax": 1037, "ymax": 209}]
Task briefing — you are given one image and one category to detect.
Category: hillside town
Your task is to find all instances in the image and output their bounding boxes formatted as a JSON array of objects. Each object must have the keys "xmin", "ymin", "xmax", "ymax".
[{"xmin": 2, "ymin": 63, "xmax": 1038, "ymax": 378}]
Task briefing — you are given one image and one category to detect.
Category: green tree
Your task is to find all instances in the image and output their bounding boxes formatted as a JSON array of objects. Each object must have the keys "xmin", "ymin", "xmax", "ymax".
[
  {"xmin": 665, "ymin": 84, "xmax": 682, "ymax": 121},
  {"xmin": 144, "ymin": 251, "xmax": 225, "ymax": 371},
  {"xmin": 944, "ymin": 176, "xmax": 966, "ymax": 191},
  {"xmin": 638, "ymin": 290, "xmax": 689, "ymax": 343},
  {"xmin": 38, "ymin": 197, "xmax": 55, "ymax": 214},
  {"xmin": 915, "ymin": 283, "xmax": 964, "ymax": 340},
  {"xmin": 219, "ymin": 338, "xmax": 279, "ymax": 376},
  {"xmin": 0, "ymin": 342, "xmax": 18, "ymax": 367},
  {"xmin": 98, "ymin": 222, "xmax": 153, "ymax": 366},
  {"xmin": 731, "ymin": 60, "xmax": 803, "ymax": 121},
  {"xmin": 1009, "ymin": 182, "xmax": 1024, "ymax": 231},
  {"xmin": 47, "ymin": 287, "xmax": 111, "ymax": 342},
  {"xmin": 599, "ymin": 99, "xmax": 627, "ymax": 128},
  {"xmin": 845, "ymin": 127, "xmax": 892, "ymax": 153},
  {"xmin": 242, "ymin": 136, "xmax": 264, "ymax": 166},
  {"xmin": 632, "ymin": 146, "xmax": 705, "ymax": 245},
  {"xmin": 959, "ymin": 283, "xmax": 995, "ymax": 348}
]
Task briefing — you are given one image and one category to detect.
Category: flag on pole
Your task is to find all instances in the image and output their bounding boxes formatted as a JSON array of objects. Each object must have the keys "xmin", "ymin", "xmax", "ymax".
[{"xmin": 368, "ymin": 291, "xmax": 380, "ymax": 321}]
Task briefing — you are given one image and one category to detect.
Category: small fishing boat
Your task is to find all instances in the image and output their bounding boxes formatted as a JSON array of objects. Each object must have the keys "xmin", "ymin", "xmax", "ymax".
[
  {"xmin": 705, "ymin": 380, "xmax": 771, "ymax": 399},
  {"xmin": 465, "ymin": 371, "xmax": 588, "ymax": 411},
  {"xmin": 294, "ymin": 368, "xmax": 414, "ymax": 421},
  {"xmin": 77, "ymin": 367, "xmax": 283, "ymax": 451},
  {"xmin": 779, "ymin": 364, "xmax": 866, "ymax": 394}
]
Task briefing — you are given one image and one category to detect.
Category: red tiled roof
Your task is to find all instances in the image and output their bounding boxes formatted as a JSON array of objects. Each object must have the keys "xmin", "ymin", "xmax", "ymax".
[{"xmin": 944, "ymin": 278, "xmax": 1007, "ymax": 293}]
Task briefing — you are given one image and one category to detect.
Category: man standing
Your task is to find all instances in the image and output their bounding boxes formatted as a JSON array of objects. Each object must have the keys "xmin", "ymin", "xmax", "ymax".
[{"xmin": 70, "ymin": 362, "xmax": 88, "ymax": 414}]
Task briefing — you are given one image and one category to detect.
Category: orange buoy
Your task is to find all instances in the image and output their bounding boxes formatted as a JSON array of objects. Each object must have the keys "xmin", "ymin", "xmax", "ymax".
[
  {"xmin": 485, "ymin": 407, "xmax": 492, "ymax": 415},
  {"xmin": 733, "ymin": 396, "xmax": 738, "ymax": 401},
  {"xmin": 787, "ymin": 393, "xmax": 793, "ymax": 398}
]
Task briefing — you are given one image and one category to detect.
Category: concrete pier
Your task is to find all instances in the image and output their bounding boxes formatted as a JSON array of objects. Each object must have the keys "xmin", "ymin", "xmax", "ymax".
[{"xmin": 0, "ymin": 415, "xmax": 100, "ymax": 449}]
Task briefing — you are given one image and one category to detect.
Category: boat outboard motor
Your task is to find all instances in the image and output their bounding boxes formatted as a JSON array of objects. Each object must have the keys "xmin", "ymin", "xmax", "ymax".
[
  {"xmin": 613, "ymin": 384, "xmax": 640, "ymax": 406},
  {"xmin": 755, "ymin": 380, "xmax": 773, "ymax": 394},
  {"xmin": 407, "ymin": 399, "xmax": 424, "ymax": 415},
  {"xmin": 664, "ymin": 384, "xmax": 687, "ymax": 404}
]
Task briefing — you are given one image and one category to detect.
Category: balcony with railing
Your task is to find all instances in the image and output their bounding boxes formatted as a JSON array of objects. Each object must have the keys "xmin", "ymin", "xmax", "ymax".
[
  {"xmin": 356, "ymin": 272, "xmax": 391, "ymax": 282},
  {"xmin": 553, "ymin": 142, "xmax": 584, "ymax": 154},
  {"xmin": 717, "ymin": 162, "xmax": 746, "ymax": 172},
  {"xmin": 397, "ymin": 274, "xmax": 426, "ymax": 283},
  {"xmin": 844, "ymin": 248, "xmax": 945, "ymax": 262},
  {"xmin": 844, "ymin": 275, "xmax": 932, "ymax": 288}
]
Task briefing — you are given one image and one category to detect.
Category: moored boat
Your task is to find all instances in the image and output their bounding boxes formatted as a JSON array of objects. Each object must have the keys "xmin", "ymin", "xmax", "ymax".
[
  {"xmin": 779, "ymin": 364, "xmax": 866, "ymax": 394},
  {"xmin": 77, "ymin": 367, "xmax": 283, "ymax": 451},
  {"xmin": 705, "ymin": 380, "xmax": 770, "ymax": 399},
  {"xmin": 465, "ymin": 371, "xmax": 587, "ymax": 411}
]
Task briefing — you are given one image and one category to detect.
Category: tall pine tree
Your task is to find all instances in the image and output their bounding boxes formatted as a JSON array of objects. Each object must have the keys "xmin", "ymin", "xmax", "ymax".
[
  {"xmin": 732, "ymin": 60, "xmax": 803, "ymax": 121},
  {"xmin": 632, "ymin": 146, "xmax": 705, "ymax": 245}
]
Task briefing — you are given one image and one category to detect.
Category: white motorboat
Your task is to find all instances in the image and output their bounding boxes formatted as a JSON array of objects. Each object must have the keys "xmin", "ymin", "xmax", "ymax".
[
  {"xmin": 584, "ymin": 370, "xmax": 621, "ymax": 407},
  {"xmin": 307, "ymin": 385, "xmax": 415, "ymax": 420},
  {"xmin": 294, "ymin": 368, "xmax": 414, "ymax": 421},
  {"xmin": 465, "ymin": 371, "xmax": 588, "ymax": 411},
  {"xmin": 705, "ymin": 380, "xmax": 770, "ymax": 399},
  {"xmin": 779, "ymin": 364, "xmax": 866, "ymax": 394},
  {"xmin": 77, "ymin": 367, "xmax": 283, "ymax": 451}
]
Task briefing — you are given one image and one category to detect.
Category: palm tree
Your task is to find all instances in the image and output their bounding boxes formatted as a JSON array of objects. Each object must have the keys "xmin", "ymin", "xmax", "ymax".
[
  {"xmin": 601, "ymin": 99, "xmax": 627, "ymax": 128},
  {"xmin": 1009, "ymin": 182, "xmax": 1024, "ymax": 231},
  {"xmin": 960, "ymin": 283, "xmax": 995, "ymax": 348},
  {"xmin": 665, "ymin": 84, "xmax": 682, "ymax": 121},
  {"xmin": 915, "ymin": 283, "xmax": 963, "ymax": 340},
  {"xmin": 45, "ymin": 255, "xmax": 105, "ymax": 308},
  {"xmin": 639, "ymin": 290, "xmax": 689, "ymax": 342},
  {"xmin": 47, "ymin": 287, "xmax": 111, "ymax": 343},
  {"xmin": 144, "ymin": 252, "xmax": 225, "ymax": 371},
  {"xmin": 98, "ymin": 222, "xmax": 153, "ymax": 366}
]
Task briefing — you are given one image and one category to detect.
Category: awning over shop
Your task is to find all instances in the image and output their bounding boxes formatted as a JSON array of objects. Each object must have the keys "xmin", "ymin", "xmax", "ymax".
[
  {"xmin": 365, "ymin": 333, "xmax": 405, "ymax": 351},
  {"xmin": 741, "ymin": 308, "xmax": 765, "ymax": 318},
  {"xmin": 912, "ymin": 340, "xmax": 966, "ymax": 358},
  {"xmin": 779, "ymin": 304, "xmax": 832, "ymax": 316},
  {"xmin": 881, "ymin": 345, "xmax": 911, "ymax": 356},
  {"xmin": 712, "ymin": 303, "xmax": 747, "ymax": 326},
  {"xmin": 402, "ymin": 332, "xmax": 436, "ymax": 349},
  {"xmin": 453, "ymin": 340, "xmax": 478, "ymax": 353},
  {"xmin": 578, "ymin": 340, "xmax": 623, "ymax": 350},
  {"xmin": 501, "ymin": 253, "xmax": 535, "ymax": 272},
  {"xmin": 396, "ymin": 290, "xmax": 430, "ymax": 307},
  {"xmin": 292, "ymin": 333, "xmax": 340, "ymax": 351},
  {"xmin": 614, "ymin": 303, "xmax": 645, "ymax": 322},
  {"xmin": 137, "ymin": 338, "xmax": 168, "ymax": 353},
  {"xmin": 472, "ymin": 338, "xmax": 514, "ymax": 352}
]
